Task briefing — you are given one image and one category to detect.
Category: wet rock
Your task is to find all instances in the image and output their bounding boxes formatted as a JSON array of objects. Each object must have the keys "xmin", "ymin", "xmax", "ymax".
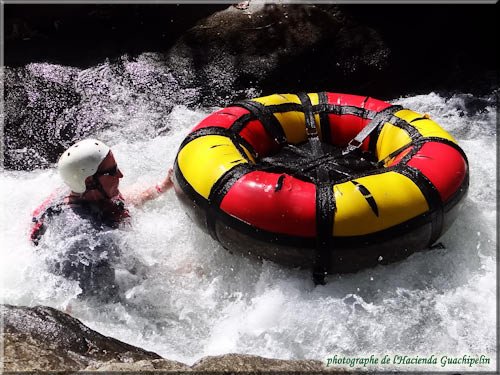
[
  {"xmin": 342, "ymin": 5, "xmax": 498, "ymax": 97},
  {"xmin": 3, "ymin": 54, "xmax": 196, "ymax": 170},
  {"xmin": 3, "ymin": 65, "xmax": 81, "ymax": 170},
  {"xmin": 167, "ymin": 4, "xmax": 389, "ymax": 106},
  {"xmin": 4, "ymin": 4, "xmax": 227, "ymax": 68},
  {"xmin": 3, "ymin": 4, "xmax": 496, "ymax": 171},
  {"xmin": 86, "ymin": 354, "xmax": 332, "ymax": 373},
  {"xmin": 191, "ymin": 353, "xmax": 327, "ymax": 372},
  {"xmin": 1, "ymin": 304, "xmax": 162, "ymax": 372},
  {"xmin": 2, "ymin": 304, "xmax": 342, "ymax": 373},
  {"xmin": 85, "ymin": 359, "xmax": 191, "ymax": 372},
  {"xmin": 4, "ymin": 4, "xmax": 496, "ymax": 99},
  {"xmin": 167, "ymin": 3, "xmax": 497, "ymax": 103}
]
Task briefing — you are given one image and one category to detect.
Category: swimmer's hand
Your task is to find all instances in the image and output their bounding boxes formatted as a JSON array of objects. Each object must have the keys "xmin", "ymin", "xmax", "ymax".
[
  {"xmin": 157, "ymin": 168, "xmax": 174, "ymax": 193},
  {"xmin": 123, "ymin": 168, "xmax": 174, "ymax": 207}
]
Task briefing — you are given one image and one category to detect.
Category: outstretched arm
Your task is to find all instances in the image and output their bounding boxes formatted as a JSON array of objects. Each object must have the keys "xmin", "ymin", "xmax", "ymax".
[{"xmin": 122, "ymin": 168, "xmax": 174, "ymax": 207}]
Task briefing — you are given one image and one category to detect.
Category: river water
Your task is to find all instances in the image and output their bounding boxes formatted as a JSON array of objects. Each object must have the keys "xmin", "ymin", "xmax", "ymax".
[{"xmin": 0, "ymin": 56, "xmax": 496, "ymax": 371}]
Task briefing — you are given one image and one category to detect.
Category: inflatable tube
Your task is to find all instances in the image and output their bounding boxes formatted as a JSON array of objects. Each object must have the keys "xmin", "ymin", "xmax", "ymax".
[{"xmin": 172, "ymin": 92, "xmax": 469, "ymax": 274}]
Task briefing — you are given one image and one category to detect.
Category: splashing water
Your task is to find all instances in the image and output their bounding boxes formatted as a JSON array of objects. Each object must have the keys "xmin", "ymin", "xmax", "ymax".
[{"xmin": 0, "ymin": 58, "xmax": 496, "ymax": 371}]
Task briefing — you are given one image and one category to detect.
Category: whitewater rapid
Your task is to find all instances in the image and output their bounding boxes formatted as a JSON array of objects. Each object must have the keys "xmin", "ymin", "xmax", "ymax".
[{"xmin": 0, "ymin": 60, "xmax": 496, "ymax": 371}]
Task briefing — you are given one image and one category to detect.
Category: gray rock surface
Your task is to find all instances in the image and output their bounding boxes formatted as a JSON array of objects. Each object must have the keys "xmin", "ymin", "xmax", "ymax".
[
  {"xmin": 85, "ymin": 359, "xmax": 191, "ymax": 372},
  {"xmin": 191, "ymin": 353, "xmax": 327, "ymax": 372},
  {"xmin": 1, "ymin": 304, "xmax": 338, "ymax": 373},
  {"xmin": 1, "ymin": 304, "xmax": 161, "ymax": 372},
  {"xmin": 3, "ymin": 4, "xmax": 389, "ymax": 171}
]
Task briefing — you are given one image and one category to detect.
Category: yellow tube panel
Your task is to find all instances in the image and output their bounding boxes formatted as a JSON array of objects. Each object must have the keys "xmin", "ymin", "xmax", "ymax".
[
  {"xmin": 333, "ymin": 171, "xmax": 429, "ymax": 236},
  {"xmin": 252, "ymin": 93, "xmax": 321, "ymax": 144},
  {"xmin": 177, "ymin": 135, "xmax": 249, "ymax": 199},
  {"xmin": 376, "ymin": 122, "xmax": 412, "ymax": 162},
  {"xmin": 241, "ymin": 145, "xmax": 256, "ymax": 163},
  {"xmin": 252, "ymin": 93, "xmax": 301, "ymax": 106},
  {"xmin": 396, "ymin": 109, "xmax": 457, "ymax": 143},
  {"xmin": 277, "ymin": 111, "xmax": 307, "ymax": 144}
]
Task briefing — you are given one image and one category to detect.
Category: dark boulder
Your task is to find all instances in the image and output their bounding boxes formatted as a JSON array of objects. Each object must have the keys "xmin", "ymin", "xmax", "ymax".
[
  {"xmin": 191, "ymin": 353, "xmax": 327, "ymax": 372},
  {"xmin": 3, "ymin": 65, "xmax": 81, "ymax": 170},
  {"xmin": 166, "ymin": 4, "xmax": 390, "ymax": 106},
  {"xmin": 1, "ymin": 304, "xmax": 162, "ymax": 371},
  {"xmin": 3, "ymin": 4, "xmax": 496, "ymax": 171},
  {"xmin": 4, "ymin": 4, "xmax": 227, "ymax": 68},
  {"xmin": 1, "ymin": 304, "xmax": 338, "ymax": 372}
]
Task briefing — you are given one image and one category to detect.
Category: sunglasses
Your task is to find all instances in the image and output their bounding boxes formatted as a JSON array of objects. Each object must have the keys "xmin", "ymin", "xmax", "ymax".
[{"xmin": 96, "ymin": 165, "xmax": 119, "ymax": 177}]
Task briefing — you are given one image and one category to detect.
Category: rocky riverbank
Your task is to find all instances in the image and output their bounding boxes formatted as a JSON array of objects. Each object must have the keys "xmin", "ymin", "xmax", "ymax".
[
  {"xmin": 5, "ymin": 3, "xmax": 496, "ymax": 97},
  {"xmin": 4, "ymin": 4, "xmax": 497, "ymax": 171},
  {"xmin": 1, "ymin": 304, "xmax": 337, "ymax": 373}
]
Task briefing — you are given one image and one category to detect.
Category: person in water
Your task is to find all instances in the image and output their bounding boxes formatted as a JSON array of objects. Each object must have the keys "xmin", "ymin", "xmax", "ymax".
[{"xmin": 30, "ymin": 138, "xmax": 173, "ymax": 301}]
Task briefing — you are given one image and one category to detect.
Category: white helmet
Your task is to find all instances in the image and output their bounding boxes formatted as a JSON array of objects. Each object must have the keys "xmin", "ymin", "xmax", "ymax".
[{"xmin": 58, "ymin": 139, "xmax": 110, "ymax": 193}]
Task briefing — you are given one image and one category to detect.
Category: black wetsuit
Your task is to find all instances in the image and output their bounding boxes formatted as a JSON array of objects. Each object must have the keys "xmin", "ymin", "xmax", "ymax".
[{"xmin": 31, "ymin": 195, "xmax": 130, "ymax": 302}]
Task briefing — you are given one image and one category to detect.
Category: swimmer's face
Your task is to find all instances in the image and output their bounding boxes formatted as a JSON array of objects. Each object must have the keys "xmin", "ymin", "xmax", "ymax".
[{"xmin": 88, "ymin": 151, "xmax": 123, "ymax": 198}]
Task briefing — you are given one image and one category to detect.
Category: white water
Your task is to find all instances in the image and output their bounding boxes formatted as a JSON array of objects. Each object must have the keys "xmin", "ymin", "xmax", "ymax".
[{"xmin": 0, "ymin": 59, "xmax": 497, "ymax": 372}]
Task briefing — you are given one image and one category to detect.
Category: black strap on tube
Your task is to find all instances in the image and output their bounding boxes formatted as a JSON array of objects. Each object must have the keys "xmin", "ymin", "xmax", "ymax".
[
  {"xmin": 342, "ymin": 105, "xmax": 403, "ymax": 156},
  {"xmin": 297, "ymin": 92, "xmax": 333, "ymax": 286},
  {"xmin": 232, "ymin": 99, "xmax": 287, "ymax": 145}
]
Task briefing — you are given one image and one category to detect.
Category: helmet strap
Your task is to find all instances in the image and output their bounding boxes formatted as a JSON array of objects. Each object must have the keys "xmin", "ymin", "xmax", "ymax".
[{"xmin": 84, "ymin": 175, "xmax": 111, "ymax": 200}]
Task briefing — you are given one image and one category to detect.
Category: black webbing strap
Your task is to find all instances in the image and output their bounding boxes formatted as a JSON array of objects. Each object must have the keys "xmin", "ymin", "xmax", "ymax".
[
  {"xmin": 314, "ymin": 182, "xmax": 335, "ymax": 285},
  {"xmin": 180, "ymin": 126, "xmax": 257, "ymax": 161},
  {"xmin": 297, "ymin": 92, "xmax": 332, "ymax": 285},
  {"xmin": 299, "ymin": 94, "xmax": 321, "ymax": 149},
  {"xmin": 375, "ymin": 141, "xmax": 414, "ymax": 168},
  {"xmin": 91, "ymin": 174, "xmax": 111, "ymax": 200},
  {"xmin": 318, "ymin": 92, "xmax": 331, "ymax": 143},
  {"xmin": 396, "ymin": 165, "xmax": 444, "ymax": 247},
  {"xmin": 206, "ymin": 163, "xmax": 254, "ymax": 242},
  {"xmin": 343, "ymin": 105, "xmax": 403, "ymax": 156},
  {"xmin": 232, "ymin": 99, "xmax": 287, "ymax": 145}
]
